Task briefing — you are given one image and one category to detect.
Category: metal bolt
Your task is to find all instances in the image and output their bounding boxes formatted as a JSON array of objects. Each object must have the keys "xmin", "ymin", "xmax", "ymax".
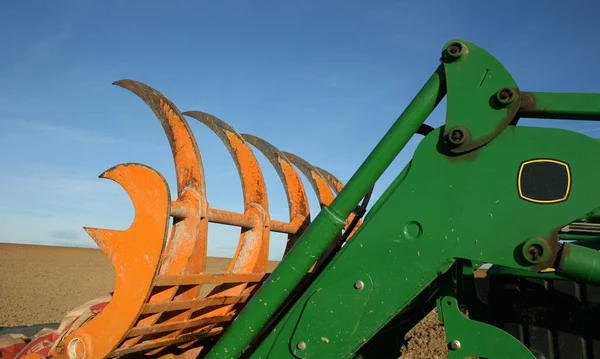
[
  {"xmin": 449, "ymin": 339, "xmax": 461, "ymax": 351},
  {"xmin": 354, "ymin": 280, "xmax": 365, "ymax": 290},
  {"xmin": 447, "ymin": 42, "xmax": 463, "ymax": 58},
  {"xmin": 496, "ymin": 88, "xmax": 515, "ymax": 105},
  {"xmin": 297, "ymin": 341, "xmax": 307, "ymax": 351},
  {"xmin": 527, "ymin": 244, "xmax": 544, "ymax": 262},
  {"xmin": 449, "ymin": 129, "xmax": 465, "ymax": 145}
]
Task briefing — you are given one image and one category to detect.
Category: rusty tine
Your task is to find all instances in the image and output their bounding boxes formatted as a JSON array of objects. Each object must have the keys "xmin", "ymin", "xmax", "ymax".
[
  {"xmin": 179, "ymin": 110, "xmax": 272, "ymax": 343},
  {"xmin": 112, "ymin": 80, "xmax": 208, "ymax": 274},
  {"xmin": 183, "ymin": 110, "xmax": 271, "ymax": 274},
  {"xmin": 281, "ymin": 152, "xmax": 336, "ymax": 208},
  {"xmin": 315, "ymin": 166, "xmax": 345, "ymax": 195},
  {"xmin": 112, "ymin": 80, "xmax": 209, "ymax": 350},
  {"xmin": 242, "ymin": 134, "xmax": 311, "ymax": 254},
  {"xmin": 281, "ymin": 151, "xmax": 344, "ymax": 269},
  {"xmin": 112, "ymin": 80, "xmax": 205, "ymax": 197}
]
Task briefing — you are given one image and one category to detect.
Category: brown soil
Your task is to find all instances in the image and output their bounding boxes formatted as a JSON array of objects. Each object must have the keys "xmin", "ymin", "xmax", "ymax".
[
  {"xmin": 0, "ymin": 243, "xmax": 487, "ymax": 358},
  {"xmin": 399, "ymin": 309, "xmax": 449, "ymax": 359}
]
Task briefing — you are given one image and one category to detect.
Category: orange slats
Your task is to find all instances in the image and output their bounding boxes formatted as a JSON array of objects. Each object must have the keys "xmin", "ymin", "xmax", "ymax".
[
  {"xmin": 141, "ymin": 295, "xmax": 251, "ymax": 314},
  {"xmin": 107, "ymin": 328, "xmax": 222, "ymax": 357},
  {"xmin": 126, "ymin": 315, "xmax": 234, "ymax": 337},
  {"xmin": 154, "ymin": 273, "xmax": 269, "ymax": 286}
]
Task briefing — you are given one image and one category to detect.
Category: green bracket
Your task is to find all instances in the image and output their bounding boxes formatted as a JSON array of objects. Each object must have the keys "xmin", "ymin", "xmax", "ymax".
[
  {"xmin": 442, "ymin": 39, "xmax": 519, "ymax": 154},
  {"xmin": 438, "ymin": 296, "xmax": 535, "ymax": 359},
  {"xmin": 289, "ymin": 273, "xmax": 374, "ymax": 358}
]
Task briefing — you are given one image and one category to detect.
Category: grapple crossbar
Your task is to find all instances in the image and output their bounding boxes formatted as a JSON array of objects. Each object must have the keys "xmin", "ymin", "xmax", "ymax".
[{"xmin": 21, "ymin": 80, "xmax": 367, "ymax": 359}]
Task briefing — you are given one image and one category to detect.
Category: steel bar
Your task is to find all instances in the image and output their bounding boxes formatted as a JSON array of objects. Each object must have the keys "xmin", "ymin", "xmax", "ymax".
[
  {"xmin": 557, "ymin": 242, "xmax": 600, "ymax": 286},
  {"xmin": 171, "ymin": 203, "xmax": 299, "ymax": 234},
  {"xmin": 519, "ymin": 92, "xmax": 600, "ymax": 120}
]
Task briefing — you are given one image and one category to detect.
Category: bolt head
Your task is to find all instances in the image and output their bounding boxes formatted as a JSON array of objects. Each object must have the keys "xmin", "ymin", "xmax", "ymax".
[
  {"xmin": 449, "ymin": 129, "xmax": 465, "ymax": 145},
  {"xmin": 496, "ymin": 88, "xmax": 515, "ymax": 105},
  {"xmin": 527, "ymin": 244, "xmax": 544, "ymax": 262},
  {"xmin": 449, "ymin": 339, "xmax": 461, "ymax": 351},
  {"xmin": 522, "ymin": 238, "xmax": 550, "ymax": 265},
  {"xmin": 354, "ymin": 280, "xmax": 365, "ymax": 290},
  {"xmin": 447, "ymin": 42, "xmax": 464, "ymax": 58}
]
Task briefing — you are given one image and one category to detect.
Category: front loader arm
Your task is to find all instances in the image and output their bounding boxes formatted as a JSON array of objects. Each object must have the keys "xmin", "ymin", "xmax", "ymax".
[{"xmin": 204, "ymin": 40, "xmax": 600, "ymax": 359}]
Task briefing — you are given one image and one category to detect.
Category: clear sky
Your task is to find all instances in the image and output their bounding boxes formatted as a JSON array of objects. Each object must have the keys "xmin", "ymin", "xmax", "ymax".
[{"xmin": 1, "ymin": 0, "xmax": 600, "ymax": 260}]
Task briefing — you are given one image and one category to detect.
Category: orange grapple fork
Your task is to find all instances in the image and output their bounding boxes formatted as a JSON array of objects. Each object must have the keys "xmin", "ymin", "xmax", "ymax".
[{"xmin": 22, "ymin": 80, "xmax": 366, "ymax": 359}]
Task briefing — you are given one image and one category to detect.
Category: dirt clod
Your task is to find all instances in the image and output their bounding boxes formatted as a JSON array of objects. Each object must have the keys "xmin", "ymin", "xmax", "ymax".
[{"xmin": 400, "ymin": 309, "xmax": 448, "ymax": 358}]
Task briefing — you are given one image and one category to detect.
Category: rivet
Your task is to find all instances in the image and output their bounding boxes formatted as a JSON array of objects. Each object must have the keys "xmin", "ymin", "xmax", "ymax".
[
  {"xmin": 354, "ymin": 280, "xmax": 365, "ymax": 290},
  {"xmin": 297, "ymin": 341, "xmax": 307, "ymax": 351},
  {"xmin": 449, "ymin": 339, "xmax": 461, "ymax": 351}
]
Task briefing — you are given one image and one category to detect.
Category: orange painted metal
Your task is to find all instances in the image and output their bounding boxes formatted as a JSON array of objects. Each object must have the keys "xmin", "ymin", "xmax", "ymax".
[
  {"xmin": 50, "ymin": 163, "xmax": 172, "ymax": 359},
  {"xmin": 110, "ymin": 80, "xmax": 209, "ymax": 355},
  {"xmin": 242, "ymin": 134, "xmax": 310, "ymax": 254},
  {"xmin": 183, "ymin": 111, "xmax": 270, "ymax": 274},
  {"xmin": 40, "ymin": 80, "xmax": 367, "ymax": 359}
]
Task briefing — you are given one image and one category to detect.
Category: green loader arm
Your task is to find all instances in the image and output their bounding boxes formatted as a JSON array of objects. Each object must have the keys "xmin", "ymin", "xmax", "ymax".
[{"xmin": 204, "ymin": 40, "xmax": 600, "ymax": 359}]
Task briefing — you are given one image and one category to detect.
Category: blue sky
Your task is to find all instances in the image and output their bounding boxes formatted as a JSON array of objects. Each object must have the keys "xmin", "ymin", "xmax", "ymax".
[{"xmin": 1, "ymin": 0, "xmax": 600, "ymax": 260}]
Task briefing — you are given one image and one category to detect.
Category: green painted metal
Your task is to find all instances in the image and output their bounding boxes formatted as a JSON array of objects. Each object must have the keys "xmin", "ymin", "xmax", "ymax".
[
  {"xmin": 519, "ymin": 92, "xmax": 600, "ymax": 120},
  {"xmin": 441, "ymin": 40, "xmax": 519, "ymax": 154},
  {"xmin": 486, "ymin": 264, "xmax": 565, "ymax": 280},
  {"xmin": 578, "ymin": 206, "xmax": 600, "ymax": 222},
  {"xmin": 204, "ymin": 65, "xmax": 447, "ymax": 359},
  {"xmin": 203, "ymin": 38, "xmax": 600, "ymax": 358},
  {"xmin": 557, "ymin": 242, "xmax": 600, "ymax": 285},
  {"xmin": 438, "ymin": 296, "xmax": 535, "ymax": 358},
  {"xmin": 249, "ymin": 123, "xmax": 600, "ymax": 358},
  {"xmin": 560, "ymin": 234, "xmax": 600, "ymax": 241}
]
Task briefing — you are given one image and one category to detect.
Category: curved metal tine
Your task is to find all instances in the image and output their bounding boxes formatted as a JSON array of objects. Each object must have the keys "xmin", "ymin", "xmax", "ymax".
[
  {"xmin": 281, "ymin": 152, "xmax": 342, "ymax": 269},
  {"xmin": 181, "ymin": 111, "xmax": 271, "ymax": 335},
  {"xmin": 113, "ymin": 80, "xmax": 207, "ymax": 273},
  {"xmin": 282, "ymin": 152, "xmax": 360, "ymax": 235},
  {"xmin": 112, "ymin": 80, "xmax": 208, "ymax": 348},
  {"xmin": 315, "ymin": 167, "xmax": 344, "ymax": 195},
  {"xmin": 241, "ymin": 134, "xmax": 311, "ymax": 253},
  {"xmin": 113, "ymin": 80, "xmax": 205, "ymax": 198},
  {"xmin": 183, "ymin": 110, "xmax": 270, "ymax": 274},
  {"xmin": 49, "ymin": 163, "xmax": 172, "ymax": 359},
  {"xmin": 281, "ymin": 152, "xmax": 336, "ymax": 208}
]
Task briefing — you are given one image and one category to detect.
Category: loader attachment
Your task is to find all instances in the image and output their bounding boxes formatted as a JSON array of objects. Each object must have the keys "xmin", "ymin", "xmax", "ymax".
[{"xmin": 14, "ymin": 80, "xmax": 367, "ymax": 359}]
